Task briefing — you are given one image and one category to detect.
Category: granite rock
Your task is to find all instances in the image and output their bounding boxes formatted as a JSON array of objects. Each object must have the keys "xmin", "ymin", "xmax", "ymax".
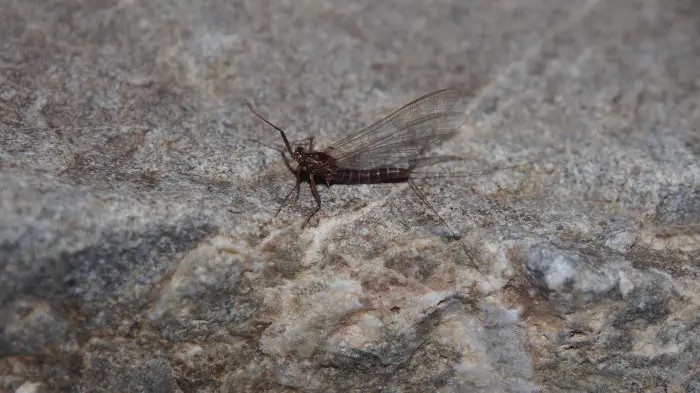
[{"xmin": 1, "ymin": 0, "xmax": 699, "ymax": 392}]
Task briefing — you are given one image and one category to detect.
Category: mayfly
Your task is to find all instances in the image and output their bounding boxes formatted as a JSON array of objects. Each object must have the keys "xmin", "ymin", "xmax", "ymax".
[{"xmin": 245, "ymin": 89, "xmax": 468, "ymax": 233}]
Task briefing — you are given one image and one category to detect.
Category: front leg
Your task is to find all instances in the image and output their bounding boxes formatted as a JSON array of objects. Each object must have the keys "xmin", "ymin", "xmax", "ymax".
[
  {"xmin": 301, "ymin": 175, "xmax": 323, "ymax": 230},
  {"xmin": 245, "ymin": 100, "xmax": 295, "ymax": 156}
]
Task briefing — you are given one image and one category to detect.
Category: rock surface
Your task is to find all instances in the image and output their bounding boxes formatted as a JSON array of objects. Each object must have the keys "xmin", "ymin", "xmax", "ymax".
[{"xmin": 1, "ymin": 0, "xmax": 699, "ymax": 392}]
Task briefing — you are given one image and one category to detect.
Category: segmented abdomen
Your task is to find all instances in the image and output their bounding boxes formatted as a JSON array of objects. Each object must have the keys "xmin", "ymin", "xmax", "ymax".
[{"xmin": 332, "ymin": 168, "xmax": 411, "ymax": 184}]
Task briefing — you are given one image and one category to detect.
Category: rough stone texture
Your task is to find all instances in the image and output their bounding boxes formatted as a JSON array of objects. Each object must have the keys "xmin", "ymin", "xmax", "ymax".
[{"xmin": 1, "ymin": 0, "xmax": 699, "ymax": 392}]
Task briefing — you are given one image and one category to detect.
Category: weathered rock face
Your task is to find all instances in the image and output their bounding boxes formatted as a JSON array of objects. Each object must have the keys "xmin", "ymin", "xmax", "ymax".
[{"xmin": 1, "ymin": 0, "xmax": 699, "ymax": 392}]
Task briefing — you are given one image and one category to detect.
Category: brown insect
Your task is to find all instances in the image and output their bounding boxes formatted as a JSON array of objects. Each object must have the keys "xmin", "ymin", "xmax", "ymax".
[{"xmin": 246, "ymin": 89, "xmax": 468, "ymax": 231}]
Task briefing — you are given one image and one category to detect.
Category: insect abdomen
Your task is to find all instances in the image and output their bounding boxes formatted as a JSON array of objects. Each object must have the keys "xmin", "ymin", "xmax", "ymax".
[{"xmin": 333, "ymin": 168, "xmax": 411, "ymax": 184}]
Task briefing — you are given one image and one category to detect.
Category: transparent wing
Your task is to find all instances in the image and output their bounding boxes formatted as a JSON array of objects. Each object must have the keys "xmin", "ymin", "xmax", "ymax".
[
  {"xmin": 322, "ymin": 89, "xmax": 467, "ymax": 169},
  {"xmin": 330, "ymin": 112, "xmax": 467, "ymax": 169}
]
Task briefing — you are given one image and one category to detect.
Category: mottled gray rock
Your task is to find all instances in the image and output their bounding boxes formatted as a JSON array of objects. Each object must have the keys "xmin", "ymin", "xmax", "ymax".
[
  {"xmin": 81, "ymin": 347, "xmax": 178, "ymax": 393},
  {"xmin": 0, "ymin": 299, "xmax": 69, "ymax": 356},
  {"xmin": 1, "ymin": 0, "xmax": 699, "ymax": 392}
]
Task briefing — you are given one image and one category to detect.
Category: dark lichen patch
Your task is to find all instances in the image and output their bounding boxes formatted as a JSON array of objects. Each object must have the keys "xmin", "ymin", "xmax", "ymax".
[
  {"xmin": 655, "ymin": 184, "xmax": 700, "ymax": 227},
  {"xmin": 627, "ymin": 247, "xmax": 699, "ymax": 275},
  {"xmin": 385, "ymin": 252, "xmax": 439, "ymax": 282},
  {"xmin": 58, "ymin": 129, "xmax": 160, "ymax": 191}
]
